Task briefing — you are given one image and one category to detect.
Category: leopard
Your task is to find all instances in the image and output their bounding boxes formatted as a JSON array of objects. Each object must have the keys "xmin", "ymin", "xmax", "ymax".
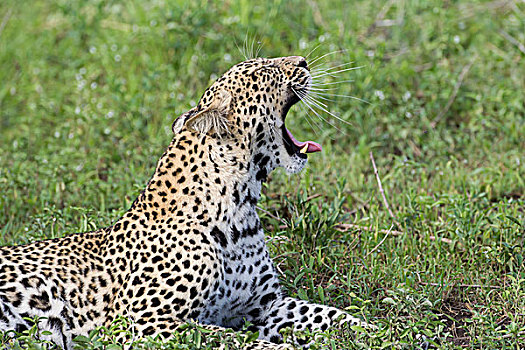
[{"xmin": 0, "ymin": 56, "xmax": 372, "ymax": 349}]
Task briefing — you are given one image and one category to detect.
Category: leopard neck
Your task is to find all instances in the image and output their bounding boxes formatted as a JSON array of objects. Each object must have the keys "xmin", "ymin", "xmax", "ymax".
[{"xmin": 115, "ymin": 130, "xmax": 270, "ymax": 234}]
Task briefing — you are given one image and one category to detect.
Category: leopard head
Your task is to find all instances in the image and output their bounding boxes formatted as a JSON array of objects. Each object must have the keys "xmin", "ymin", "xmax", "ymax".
[{"xmin": 172, "ymin": 56, "xmax": 321, "ymax": 178}]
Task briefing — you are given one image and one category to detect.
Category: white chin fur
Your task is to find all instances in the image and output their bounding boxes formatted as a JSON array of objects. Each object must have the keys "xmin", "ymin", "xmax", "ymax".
[{"xmin": 284, "ymin": 154, "xmax": 308, "ymax": 174}]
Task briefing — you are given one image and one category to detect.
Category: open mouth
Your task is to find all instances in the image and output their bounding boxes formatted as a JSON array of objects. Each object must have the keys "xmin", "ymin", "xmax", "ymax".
[
  {"xmin": 281, "ymin": 88, "xmax": 322, "ymax": 158},
  {"xmin": 282, "ymin": 124, "xmax": 322, "ymax": 157}
]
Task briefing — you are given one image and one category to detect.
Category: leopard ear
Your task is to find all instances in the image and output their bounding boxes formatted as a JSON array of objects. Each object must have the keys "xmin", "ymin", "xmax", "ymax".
[
  {"xmin": 186, "ymin": 89, "xmax": 232, "ymax": 135},
  {"xmin": 172, "ymin": 109, "xmax": 197, "ymax": 134}
]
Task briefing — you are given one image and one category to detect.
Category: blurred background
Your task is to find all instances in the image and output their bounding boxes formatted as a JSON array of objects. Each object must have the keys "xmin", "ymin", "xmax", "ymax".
[{"xmin": 0, "ymin": 0, "xmax": 524, "ymax": 347}]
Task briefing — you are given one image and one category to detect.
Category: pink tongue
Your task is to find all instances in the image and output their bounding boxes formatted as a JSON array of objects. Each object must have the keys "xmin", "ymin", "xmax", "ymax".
[{"xmin": 285, "ymin": 127, "xmax": 322, "ymax": 153}]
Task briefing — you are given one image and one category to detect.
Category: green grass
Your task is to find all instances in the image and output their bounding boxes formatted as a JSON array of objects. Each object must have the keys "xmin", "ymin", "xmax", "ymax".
[{"xmin": 1, "ymin": 0, "xmax": 524, "ymax": 348}]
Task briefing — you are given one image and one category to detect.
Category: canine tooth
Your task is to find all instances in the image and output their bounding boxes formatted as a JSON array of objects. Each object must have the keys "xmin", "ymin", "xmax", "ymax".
[{"xmin": 300, "ymin": 145, "xmax": 308, "ymax": 154}]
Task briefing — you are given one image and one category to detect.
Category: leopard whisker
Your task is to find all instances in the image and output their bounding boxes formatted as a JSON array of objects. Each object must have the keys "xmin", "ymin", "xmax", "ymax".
[
  {"xmin": 307, "ymin": 93, "xmax": 338, "ymax": 104},
  {"xmin": 296, "ymin": 94, "xmax": 324, "ymax": 133},
  {"xmin": 306, "ymin": 86, "xmax": 340, "ymax": 92},
  {"xmin": 255, "ymin": 40, "xmax": 264, "ymax": 59},
  {"xmin": 293, "ymin": 87, "xmax": 347, "ymax": 134},
  {"xmin": 300, "ymin": 99, "xmax": 346, "ymax": 135},
  {"xmin": 309, "ymin": 79, "xmax": 355, "ymax": 86},
  {"xmin": 308, "ymin": 91, "xmax": 370, "ymax": 104},
  {"xmin": 301, "ymin": 92, "xmax": 331, "ymax": 108},
  {"xmin": 305, "ymin": 44, "xmax": 322, "ymax": 59},
  {"xmin": 246, "ymin": 34, "xmax": 254, "ymax": 59},
  {"xmin": 250, "ymin": 36, "xmax": 258, "ymax": 59},
  {"xmin": 299, "ymin": 93, "xmax": 353, "ymax": 127},
  {"xmin": 308, "ymin": 50, "xmax": 347, "ymax": 67},
  {"xmin": 294, "ymin": 89, "xmax": 331, "ymax": 108},
  {"xmin": 310, "ymin": 61, "xmax": 355, "ymax": 75},
  {"xmin": 312, "ymin": 66, "xmax": 364, "ymax": 79},
  {"xmin": 296, "ymin": 103, "xmax": 321, "ymax": 135},
  {"xmin": 241, "ymin": 32, "xmax": 250, "ymax": 60},
  {"xmin": 234, "ymin": 37, "xmax": 248, "ymax": 61}
]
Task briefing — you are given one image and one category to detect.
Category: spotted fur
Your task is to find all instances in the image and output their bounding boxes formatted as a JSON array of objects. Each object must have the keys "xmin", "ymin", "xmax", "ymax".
[{"xmin": 0, "ymin": 56, "xmax": 371, "ymax": 349}]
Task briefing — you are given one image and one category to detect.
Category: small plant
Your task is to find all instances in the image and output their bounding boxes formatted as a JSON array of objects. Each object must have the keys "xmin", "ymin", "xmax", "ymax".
[{"xmin": 0, "ymin": 317, "xmax": 58, "ymax": 350}]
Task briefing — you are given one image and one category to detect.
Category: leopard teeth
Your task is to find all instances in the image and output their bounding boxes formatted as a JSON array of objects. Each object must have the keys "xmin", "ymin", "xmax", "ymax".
[{"xmin": 300, "ymin": 145, "xmax": 308, "ymax": 154}]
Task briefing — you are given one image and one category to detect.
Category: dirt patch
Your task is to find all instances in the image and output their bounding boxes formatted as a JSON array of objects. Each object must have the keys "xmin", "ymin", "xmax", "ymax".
[{"xmin": 440, "ymin": 297, "xmax": 473, "ymax": 346}]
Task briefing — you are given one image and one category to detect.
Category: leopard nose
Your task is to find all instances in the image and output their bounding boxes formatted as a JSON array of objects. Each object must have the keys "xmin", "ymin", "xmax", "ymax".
[{"xmin": 284, "ymin": 56, "xmax": 309, "ymax": 70}]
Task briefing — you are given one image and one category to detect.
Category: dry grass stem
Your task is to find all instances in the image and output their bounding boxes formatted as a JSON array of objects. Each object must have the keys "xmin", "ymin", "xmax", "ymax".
[
  {"xmin": 256, "ymin": 206, "xmax": 286, "ymax": 224},
  {"xmin": 430, "ymin": 56, "xmax": 477, "ymax": 128},
  {"xmin": 365, "ymin": 224, "xmax": 393, "ymax": 258},
  {"xmin": 334, "ymin": 223, "xmax": 458, "ymax": 245},
  {"xmin": 498, "ymin": 29, "xmax": 525, "ymax": 55},
  {"xmin": 0, "ymin": 8, "xmax": 13, "ymax": 39},
  {"xmin": 419, "ymin": 282, "xmax": 501, "ymax": 290},
  {"xmin": 369, "ymin": 151, "xmax": 399, "ymax": 226}
]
